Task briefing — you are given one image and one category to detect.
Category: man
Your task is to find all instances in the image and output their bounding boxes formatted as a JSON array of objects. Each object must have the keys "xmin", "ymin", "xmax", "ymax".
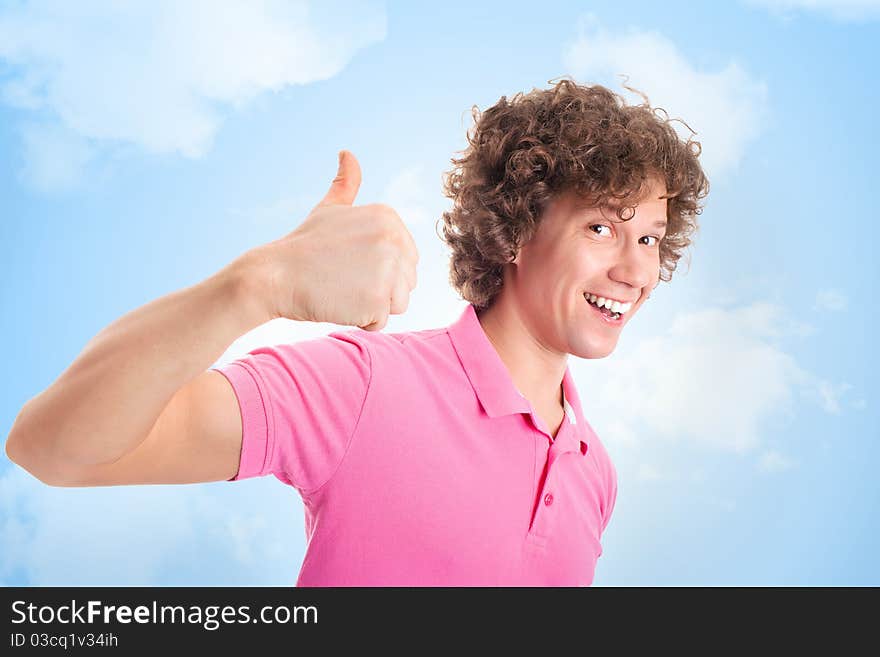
[{"xmin": 6, "ymin": 78, "xmax": 708, "ymax": 585}]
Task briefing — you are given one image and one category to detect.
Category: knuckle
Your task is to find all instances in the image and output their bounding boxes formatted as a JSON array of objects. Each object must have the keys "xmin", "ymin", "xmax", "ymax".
[
  {"xmin": 367, "ymin": 202, "xmax": 396, "ymax": 222},
  {"xmin": 375, "ymin": 202, "xmax": 396, "ymax": 218},
  {"xmin": 379, "ymin": 231, "xmax": 403, "ymax": 255},
  {"xmin": 381, "ymin": 206, "xmax": 403, "ymax": 230}
]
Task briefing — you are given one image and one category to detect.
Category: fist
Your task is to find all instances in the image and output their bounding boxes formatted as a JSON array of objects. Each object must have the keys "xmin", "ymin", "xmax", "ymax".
[{"xmin": 260, "ymin": 150, "xmax": 419, "ymax": 331}]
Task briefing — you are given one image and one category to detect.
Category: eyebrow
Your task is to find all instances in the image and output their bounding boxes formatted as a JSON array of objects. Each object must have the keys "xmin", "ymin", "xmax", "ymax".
[
  {"xmin": 578, "ymin": 202, "xmax": 667, "ymax": 226},
  {"xmin": 591, "ymin": 212, "xmax": 668, "ymax": 229},
  {"xmin": 574, "ymin": 199, "xmax": 668, "ymax": 233}
]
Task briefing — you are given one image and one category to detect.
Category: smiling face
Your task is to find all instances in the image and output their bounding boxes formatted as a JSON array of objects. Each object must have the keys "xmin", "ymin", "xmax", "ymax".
[{"xmin": 501, "ymin": 176, "xmax": 668, "ymax": 359}]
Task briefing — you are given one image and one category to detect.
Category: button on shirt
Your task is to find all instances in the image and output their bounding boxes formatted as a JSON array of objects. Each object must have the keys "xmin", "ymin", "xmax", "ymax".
[{"xmin": 211, "ymin": 303, "xmax": 618, "ymax": 586}]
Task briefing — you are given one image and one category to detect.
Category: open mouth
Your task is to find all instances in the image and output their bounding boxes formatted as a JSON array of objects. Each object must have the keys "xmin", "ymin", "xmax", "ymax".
[{"xmin": 584, "ymin": 292, "xmax": 628, "ymax": 322}]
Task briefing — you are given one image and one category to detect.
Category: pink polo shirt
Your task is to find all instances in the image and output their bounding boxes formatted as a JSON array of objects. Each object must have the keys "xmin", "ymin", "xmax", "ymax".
[{"xmin": 210, "ymin": 303, "xmax": 617, "ymax": 586}]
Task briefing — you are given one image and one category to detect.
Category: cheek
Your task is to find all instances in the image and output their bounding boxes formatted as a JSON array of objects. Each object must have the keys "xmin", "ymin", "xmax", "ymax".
[{"xmin": 649, "ymin": 252, "xmax": 662, "ymax": 283}]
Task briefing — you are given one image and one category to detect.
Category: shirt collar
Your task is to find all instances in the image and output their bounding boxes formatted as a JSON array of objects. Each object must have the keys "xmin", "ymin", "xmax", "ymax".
[{"xmin": 447, "ymin": 304, "xmax": 589, "ymax": 453}]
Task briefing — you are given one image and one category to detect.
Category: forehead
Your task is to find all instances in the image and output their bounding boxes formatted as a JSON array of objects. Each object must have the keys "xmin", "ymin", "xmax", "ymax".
[
  {"xmin": 567, "ymin": 188, "xmax": 668, "ymax": 224},
  {"xmin": 571, "ymin": 177, "xmax": 668, "ymax": 210}
]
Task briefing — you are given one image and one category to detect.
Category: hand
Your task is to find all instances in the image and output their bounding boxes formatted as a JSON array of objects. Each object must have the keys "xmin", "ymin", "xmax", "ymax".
[{"xmin": 257, "ymin": 150, "xmax": 420, "ymax": 331}]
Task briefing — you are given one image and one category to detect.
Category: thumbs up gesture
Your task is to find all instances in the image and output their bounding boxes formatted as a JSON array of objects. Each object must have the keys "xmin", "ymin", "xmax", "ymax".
[{"xmin": 255, "ymin": 151, "xmax": 420, "ymax": 331}]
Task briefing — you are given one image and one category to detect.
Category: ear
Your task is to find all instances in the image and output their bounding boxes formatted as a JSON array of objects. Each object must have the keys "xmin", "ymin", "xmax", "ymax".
[{"xmin": 510, "ymin": 247, "xmax": 521, "ymax": 266}]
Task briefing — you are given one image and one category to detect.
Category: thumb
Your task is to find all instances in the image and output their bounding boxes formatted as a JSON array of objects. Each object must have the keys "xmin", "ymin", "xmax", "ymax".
[{"xmin": 315, "ymin": 150, "xmax": 362, "ymax": 208}]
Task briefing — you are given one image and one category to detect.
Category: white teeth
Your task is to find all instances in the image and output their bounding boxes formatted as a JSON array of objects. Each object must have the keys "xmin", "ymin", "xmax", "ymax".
[{"xmin": 585, "ymin": 292, "xmax": 633, "ymax": 315}]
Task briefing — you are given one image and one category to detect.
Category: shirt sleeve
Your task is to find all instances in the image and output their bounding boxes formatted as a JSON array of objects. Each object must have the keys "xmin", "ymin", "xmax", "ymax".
[{"xmin": 209, "ymin": 330, "xmax": 372, "ymax": 495}]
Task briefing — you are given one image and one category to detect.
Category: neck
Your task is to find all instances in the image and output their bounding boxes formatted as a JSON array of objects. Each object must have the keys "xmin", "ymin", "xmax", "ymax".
[{"xmin": 476, "ymin": 295, "xmax": 567, "ymax": 410}]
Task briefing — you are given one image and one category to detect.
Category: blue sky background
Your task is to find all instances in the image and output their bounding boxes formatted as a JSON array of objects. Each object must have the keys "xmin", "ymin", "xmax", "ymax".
[{"xmin": 1, "ymin": 0, "xmax": 877, "ymax": 586}]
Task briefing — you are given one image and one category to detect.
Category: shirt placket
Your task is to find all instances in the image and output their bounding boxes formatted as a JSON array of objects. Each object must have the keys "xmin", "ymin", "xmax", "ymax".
[{"xmin": 525, "ymin": 415, "xmax": 580, "ymax": 547}]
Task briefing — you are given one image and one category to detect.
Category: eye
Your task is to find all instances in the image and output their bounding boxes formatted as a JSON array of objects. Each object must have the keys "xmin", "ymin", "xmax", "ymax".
[
  {"xmin": 640, "ymin": 235, "xmax": 662, "ymax": 247},
  {"xmin": 588, "ymin": 224, "xmax": 612, "ymax": 236}
]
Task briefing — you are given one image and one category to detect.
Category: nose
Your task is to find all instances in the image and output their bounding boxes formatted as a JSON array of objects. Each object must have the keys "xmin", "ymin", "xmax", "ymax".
[{"xmin": 607, "ymin": 241, "xmax": 656, "ymax": 291}]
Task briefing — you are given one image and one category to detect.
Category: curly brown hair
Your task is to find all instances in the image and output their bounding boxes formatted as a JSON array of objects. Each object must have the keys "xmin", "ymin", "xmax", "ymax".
[{"xmin": 436, "ymin": 76, "xmax": 710, "ymax": 312}]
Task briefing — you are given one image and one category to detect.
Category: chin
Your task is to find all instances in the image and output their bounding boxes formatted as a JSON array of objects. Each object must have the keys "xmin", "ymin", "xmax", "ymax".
[{"xmin": 573, "ymin": 342, "xmax": 616, "ymax": 359}]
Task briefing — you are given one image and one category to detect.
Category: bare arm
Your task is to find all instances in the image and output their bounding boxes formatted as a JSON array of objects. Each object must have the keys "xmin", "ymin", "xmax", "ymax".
[
  {"xmin": 4, "ymin": 150, "xmax": 419, "ymax": 487},
  {"xmin": 5, "ymin": 252, "xmax": 272, "ymax": 485}
]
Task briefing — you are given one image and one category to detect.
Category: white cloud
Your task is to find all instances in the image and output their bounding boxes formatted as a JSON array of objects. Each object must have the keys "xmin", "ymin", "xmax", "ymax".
[
  {"xmin": 224, "ymin": 511, "xmax": 288, "ymax": 567},
  {"xmin": 601, "ymin": 418, "xmax": 640, "ymax": 450},
  {"xmin": 636, "ymin": 463, "xmax": 668, "ymax": 482},
  {"xmin": 562, "ymin": 13, "xmax": 769, "ymax": 180},
  {"xmin": 813, "ymin": 288, "xmax": 848, "ymax": 312},
  {"xmin": 380, "ymin": 164, "xmax": 469, "ymax": 329},
  {"xmin": 577, "ymin": 301, "xmax": 854, "ymax": 455},
  {"xmin": 381, "ymin": 165, "xmax": 434, "ymax": 227},
  {"xmin": 215, "ymin": 160, "xmax": 464, "ymax": 365},
  {"xmin": 816, "ymin": 380, "xmax": 854, "ymax": 414},
  {"xmin": 0, "ymin": 0, "xmax": 387, "ymax": 190},
  {"xmin": 0, "ymin": 464, "xmax": 303, "ymax": 585},
  {"xmin": 213, "ymin": 317, "xmax": 335, "ymax": 368},
  {"xmin": 757, "ymin": 449, "xmax": 797, "ymax": 473},
  {"xmin": 17, "ymin": 121, "xmax": 94, "ymax": 192},
  {"xmin": 743, "ymin": 0, "xmax": 880, "ymax": 22},
  {"xmin": 2, "ymin": 156, "xmax": 464, "ymax": 586},
  {"xmin": 227, "ymin": 194, "xmax": 314, "ymax": 227}
]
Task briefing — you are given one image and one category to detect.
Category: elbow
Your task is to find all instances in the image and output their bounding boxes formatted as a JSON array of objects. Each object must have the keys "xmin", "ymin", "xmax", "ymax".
[
  {"xmin": 8, "ymin": 457, "xmax": 75, "ymax": 488},
  {"xmin": 5, "ymin": 401, "xmax": 33, "ymax": 467},
  {"xmin": 5, "ymin": 423, "xmax": 27, "ymax": 470},
  {"xmin": 5, "ymin": 426, "xmax": 74, "ymax": 488},
  {"xmin": 4, "ymin": 431, "xmax": 15, "ymax": 463}
]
